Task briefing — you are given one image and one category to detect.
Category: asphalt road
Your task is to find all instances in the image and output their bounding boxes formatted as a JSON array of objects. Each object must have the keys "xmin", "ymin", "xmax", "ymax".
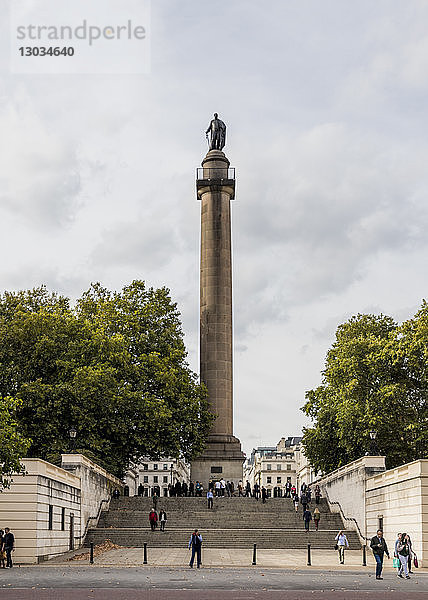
[{"xmin": 0, "ymin": 566, "xmax": 427, "ymax": 599}]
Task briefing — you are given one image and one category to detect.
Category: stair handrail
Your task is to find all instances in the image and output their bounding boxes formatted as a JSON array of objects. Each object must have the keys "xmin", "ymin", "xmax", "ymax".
[
  {"xmin": 322, "ymin": 488, "xmax": 368, "ymax": 544},
  {"xmin": 76, "ymin": 497, "xmax": 111, "ymax": 542}
]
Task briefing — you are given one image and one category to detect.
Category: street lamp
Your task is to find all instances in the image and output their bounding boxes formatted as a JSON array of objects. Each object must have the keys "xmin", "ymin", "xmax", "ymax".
[
  {"xmin": 369, "ymin": 431, "xmax": 377, "ymax": 455},
  {"xmin": 69, "ymin": 427, "xmax": 77, "ymax": 453}
]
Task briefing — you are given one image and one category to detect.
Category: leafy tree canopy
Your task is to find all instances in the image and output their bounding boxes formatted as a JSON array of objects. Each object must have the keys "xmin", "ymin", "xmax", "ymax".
[
  {"xmin": 0, "ymin": 281, "xmax": 212, "ymax": 478},
  {"xmin": 0, "ymin": 396, "xmax": 31, "ymax": 489},
  {"xmin": 301, "ymin": 302, "xmax": 428, "ymax": 473}
]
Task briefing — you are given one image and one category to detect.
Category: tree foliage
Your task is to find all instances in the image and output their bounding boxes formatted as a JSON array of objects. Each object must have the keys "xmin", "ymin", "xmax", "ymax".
[
  {"xmin": 0, "ymin": 282, "xmax": 212, "ymax": 478},
  {"xmin": 0, "ymin": 396, "xmax": 31, "ymax": 489},
  {"xmin": 301, "ymin": 302, "xmax": 428, "ymax": 472}
]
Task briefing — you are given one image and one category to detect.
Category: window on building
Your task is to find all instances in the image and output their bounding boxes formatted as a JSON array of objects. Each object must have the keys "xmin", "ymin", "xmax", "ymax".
[
  {"xmin": 267, "ymin": 476, "xmax": 271, "ymax": 484},
  {"xmin": 287, "ymin": 464, "xmax": 291, "ymax": 470},
  {"xmin": 163, "ymin": 476, "xmax": 168, "ymax": 483},
  {"xmin": 143, "ymin": 464, "xmax": 148, "ymax": 471},
  {"xmin": 143, "ymin": 476, "xmax": 148, "ymax": 483},
  {"xmin": 277, "ymin": 464, "xmax": 281, "ymax": 471},
  {"xmin": 163, "ymin": 464, "xmax": 168, "ymax": 470},
  {"xmin": 153, "ymin": 464, "xmax": 158, "ymax": 471},
  {"xmin": 153, "ymin": 476, "xmax": 158, "ymax": 483},
  {"xmin": 378, "ymin": 516, "xmax": 384, "ymax": 531},
  {"xmin": 277, "ymin": 477, "xmax": 281, "ymax": 484},
  {"xmin": 267, "ymin": 464, "xmax": 271, "ymax": 471},
  {"xmin": 48, "ymin": 505, "xmax": 53, "ymax": 530},
  {"xmin": 61, "ymin": 507, "xmax": 65, "ymax": 531}
]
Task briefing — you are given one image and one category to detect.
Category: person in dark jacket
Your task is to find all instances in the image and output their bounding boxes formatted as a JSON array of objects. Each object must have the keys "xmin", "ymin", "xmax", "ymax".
[
  {"xmin": 303, "ymin": 509, "xmax": 312, "ymax": 532},
  {"xmin": 0, "ymin": 530, "xmax": 5, "ymax": 568},
  {"xmin": 397, "ymin": 532, "xmax": 411, "ymax": 579},
  {"xmin": 300, "ymin": 492, "xmax": 308, "ymax": 513},
  {"xmin": 3, "ymin": 528, "xmax": 14, "ymax": 568},
  {"xmin": 370, "ymin": 529, "xmax": 390, "ymax": 580},
  {"xmin": 188, "ymin": 529, "xmax": 202, "ymax": 568},
  {"xmin": 314, "ymin": 485, "xmax": 321, "ymax": 504},
  {"xmin": 261, "ymin": 486, "xmax": 267, "ymax": 504}
]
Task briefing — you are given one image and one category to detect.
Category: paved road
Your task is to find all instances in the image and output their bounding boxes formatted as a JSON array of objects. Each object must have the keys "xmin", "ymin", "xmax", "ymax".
[{"xmin": 0, "ymin": 566, "xmax": 427, "ymax": 599}]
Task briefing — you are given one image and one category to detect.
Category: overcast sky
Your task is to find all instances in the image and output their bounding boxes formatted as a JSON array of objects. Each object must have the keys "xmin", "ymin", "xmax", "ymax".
[{"xmin": 1, "ymin": 1, "xmax": 427, "ymax": 455}]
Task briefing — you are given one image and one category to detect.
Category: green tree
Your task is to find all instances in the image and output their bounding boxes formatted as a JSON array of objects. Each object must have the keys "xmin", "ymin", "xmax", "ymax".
[
  {"xmin": 0, "ymin": 396, "xmax": 31, "ymax": 489},
  {"xmin": 302, "ymin": 306, "xmax": 428, "ymax": 472},
  {"xmin": 0, "ymin": 282, "xmax": 212, "ymax": 478}
]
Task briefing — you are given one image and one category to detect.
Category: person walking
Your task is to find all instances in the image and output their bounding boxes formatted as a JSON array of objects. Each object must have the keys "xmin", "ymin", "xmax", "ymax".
[
  {"xmin": 406, "ymin": 534, "xmax": 415, "ymax": 574},
  {"xmin": 294, "ymin": 495, "xmax": 299, "ymax": 512},
  {"xmin": 300, "ymin": 492, "xmax": 308, "ymax": 513},
  {"xmin": 149, "ymin": 508, "xmax": 158, "ymax": 532},
  {"xmin": 335, "ymin": 530, "xmax": 349, "ymax": 564},
  {"xmin": 245, "ymin": 481, "xmax": 251, "ymax": 497},
  {"xmin": 313, "ymin": 507, "xmax": 321, "ymax": 531},
  {"xmin": 207, "ymin": 489, "xmax": 214, "ymax": 509},
  {"xmin": 314, "ymin": 485, "xmax": 321, "ymax": 505},
  {"xmin": 3, "ymin": 528, "xmax": 14, "ymax": 569},
  {"xmin": 238, "ymin": 480, "xmax": 244, "ymax": 496},
  {"xmin": 397, "ymin": 532, "xmax": 411, "ymax": 579},
  {"xmin": 188, "ymin": 529, "xmax": 202, "ymax": 568},
  {"xmin": 291, "ymin": 484, "xmax": 296, "ymax": 498},
  {"xmin": 307, "ymin": 487, "xmax": 312, "ymax": 503},
  {"xmin": 159, "ymin": 510, "xmax": 167, "ymax": 532},
  {"xmin": 303, "ymin": 509, "xmax": 312, "ymax": 532},
  {"xmin": 220, "ymin": 478, "xmax": 226, "ymax": 497},
  {"xmin": 261, "ymin": 486, "xmax": 267, "ymax": 504},
  {"xmin": 370, "ymin": 529, "xmax": 390, "ymax": 580},
  {"xmin": 0, "ymin": 530, "xmax": 5, "ymax": 569}
]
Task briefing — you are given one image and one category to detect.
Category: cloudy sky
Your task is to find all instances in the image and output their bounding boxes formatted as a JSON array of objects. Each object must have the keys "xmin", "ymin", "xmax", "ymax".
[{"xmin": 1, "ymin": 1, "xmax": 427, "ymax": 455}]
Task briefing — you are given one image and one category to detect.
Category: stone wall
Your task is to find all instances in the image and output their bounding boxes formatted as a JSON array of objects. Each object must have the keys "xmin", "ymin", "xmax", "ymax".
[
  {"xmin": 366, "ymin": 460, "xmax": 428, "ymax": 566},
  {"xmin": 0, "ymin": 459, "xmax": 81, "ymax": 564},
  {"xmin": 316, "ymin": 456, "xmax": 386, "ymax": 541},
  {"xmin": 61, "ymin": 454, "xmax": 123, "ymax": 543}
]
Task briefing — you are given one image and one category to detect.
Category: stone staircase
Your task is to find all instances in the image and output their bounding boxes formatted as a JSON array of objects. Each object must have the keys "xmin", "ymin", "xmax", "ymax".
[{"xmin": 85, "ymin": 497, "xmax": 361, "ymax": 549}]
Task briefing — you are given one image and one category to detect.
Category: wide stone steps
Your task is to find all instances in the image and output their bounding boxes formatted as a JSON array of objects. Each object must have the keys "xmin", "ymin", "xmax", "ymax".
[
  {"xmin": 98, "ymin": 514, "xmax": 343, "ymax": 529},
  {"xmin": 85, "ymin": 527, "xmax": 360, "ymax": 549},
  {"xmin": 86, "ymin": 496, "xmax": 361, "ymax": 550}
]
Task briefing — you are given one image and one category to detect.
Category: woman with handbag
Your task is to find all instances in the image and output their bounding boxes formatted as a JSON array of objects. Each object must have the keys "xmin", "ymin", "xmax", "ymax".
[{"xmin": 397, "ymin": 532, "xmax": 411, "ymax": 579}]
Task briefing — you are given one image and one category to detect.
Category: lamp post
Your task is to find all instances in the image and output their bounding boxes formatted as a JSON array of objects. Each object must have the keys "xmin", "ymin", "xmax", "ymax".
[
  {"xmin": 69, "ymin": 427, "xmax": 77, "ymax": 453},
  {"xmin": 369, "ymin": 430, "xmax": 377, "ymax": 455}
]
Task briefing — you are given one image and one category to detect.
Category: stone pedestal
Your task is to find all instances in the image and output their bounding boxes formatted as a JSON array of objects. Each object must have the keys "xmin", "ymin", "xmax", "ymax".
[{"xmin": 192, "ymin": 149, "xmax": 245, "ymax": 487}]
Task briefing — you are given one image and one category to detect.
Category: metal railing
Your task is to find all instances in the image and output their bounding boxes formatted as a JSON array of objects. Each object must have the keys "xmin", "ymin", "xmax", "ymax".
[
  {"xmin": 323, "ymin": 487, "xmax": 367, "ymax": 543},
  {"xmin": 196, "ymin": 167, "xmax": 235, "ymax": 181}
]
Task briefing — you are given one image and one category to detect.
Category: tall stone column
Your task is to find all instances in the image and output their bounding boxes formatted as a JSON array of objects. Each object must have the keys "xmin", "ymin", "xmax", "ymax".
[{"xmin": 191, "ymin": 149, "xmax": 245, "ymax": 487}]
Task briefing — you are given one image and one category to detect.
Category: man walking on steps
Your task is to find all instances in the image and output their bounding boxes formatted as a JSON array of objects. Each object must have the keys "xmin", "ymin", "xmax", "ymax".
[
  {"xmin": 370, "ymin": 529, "xmax": 390, "ymax": 580},
  {"xmin": 189, "ymin": 529, "xmax": 202, "ymax": 568}
]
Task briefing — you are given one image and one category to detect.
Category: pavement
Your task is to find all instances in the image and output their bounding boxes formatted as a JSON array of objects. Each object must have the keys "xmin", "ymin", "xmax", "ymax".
[
  {"xmin": 1, "ymin": 549, "xmax": 425, "ymax": 599},
  {"xmin": 49, "ymin": 547, "xmax": 426, "ymax": 571}
]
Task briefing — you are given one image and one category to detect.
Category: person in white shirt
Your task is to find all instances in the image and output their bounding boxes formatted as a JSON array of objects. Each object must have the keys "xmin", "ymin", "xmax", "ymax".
[{"xmin": 335, "ymin": 530, "xmax": 349, "ymax": 564}]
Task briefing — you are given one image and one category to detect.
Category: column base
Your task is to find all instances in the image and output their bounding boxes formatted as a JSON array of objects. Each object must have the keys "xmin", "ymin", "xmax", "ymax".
[{"xmin": 191, "ymin": 435, "xmax": 245, "ymax": 489}]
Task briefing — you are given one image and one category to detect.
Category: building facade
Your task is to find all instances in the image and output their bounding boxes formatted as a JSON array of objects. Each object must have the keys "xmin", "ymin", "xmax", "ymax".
[
  {"xmin": 244, "ymin": 437, "xmax": 302, "ymax": 497},
  {"xmin": 125, "ymin": 457, "xmax": 190, "ymax": 497}
]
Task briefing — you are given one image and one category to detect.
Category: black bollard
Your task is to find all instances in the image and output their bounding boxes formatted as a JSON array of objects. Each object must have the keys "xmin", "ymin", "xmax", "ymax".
[
  {"xmin": 89, "ymin": 542, "xmax": 94, "ymax": 564},
  {"xmin": 362, "ymin": 544, "xmax": 367, "ymax": 566},
  {"xmin": 252, "ymin": 543, "xmax": 257, "ymax": 565},
  {"xmin": 307, "ymin": 543, "xmax": 311, "ymax": 566},
  {"xmin": 143, "ymin": 542, "xmax": 148, "ymax": 564}
]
